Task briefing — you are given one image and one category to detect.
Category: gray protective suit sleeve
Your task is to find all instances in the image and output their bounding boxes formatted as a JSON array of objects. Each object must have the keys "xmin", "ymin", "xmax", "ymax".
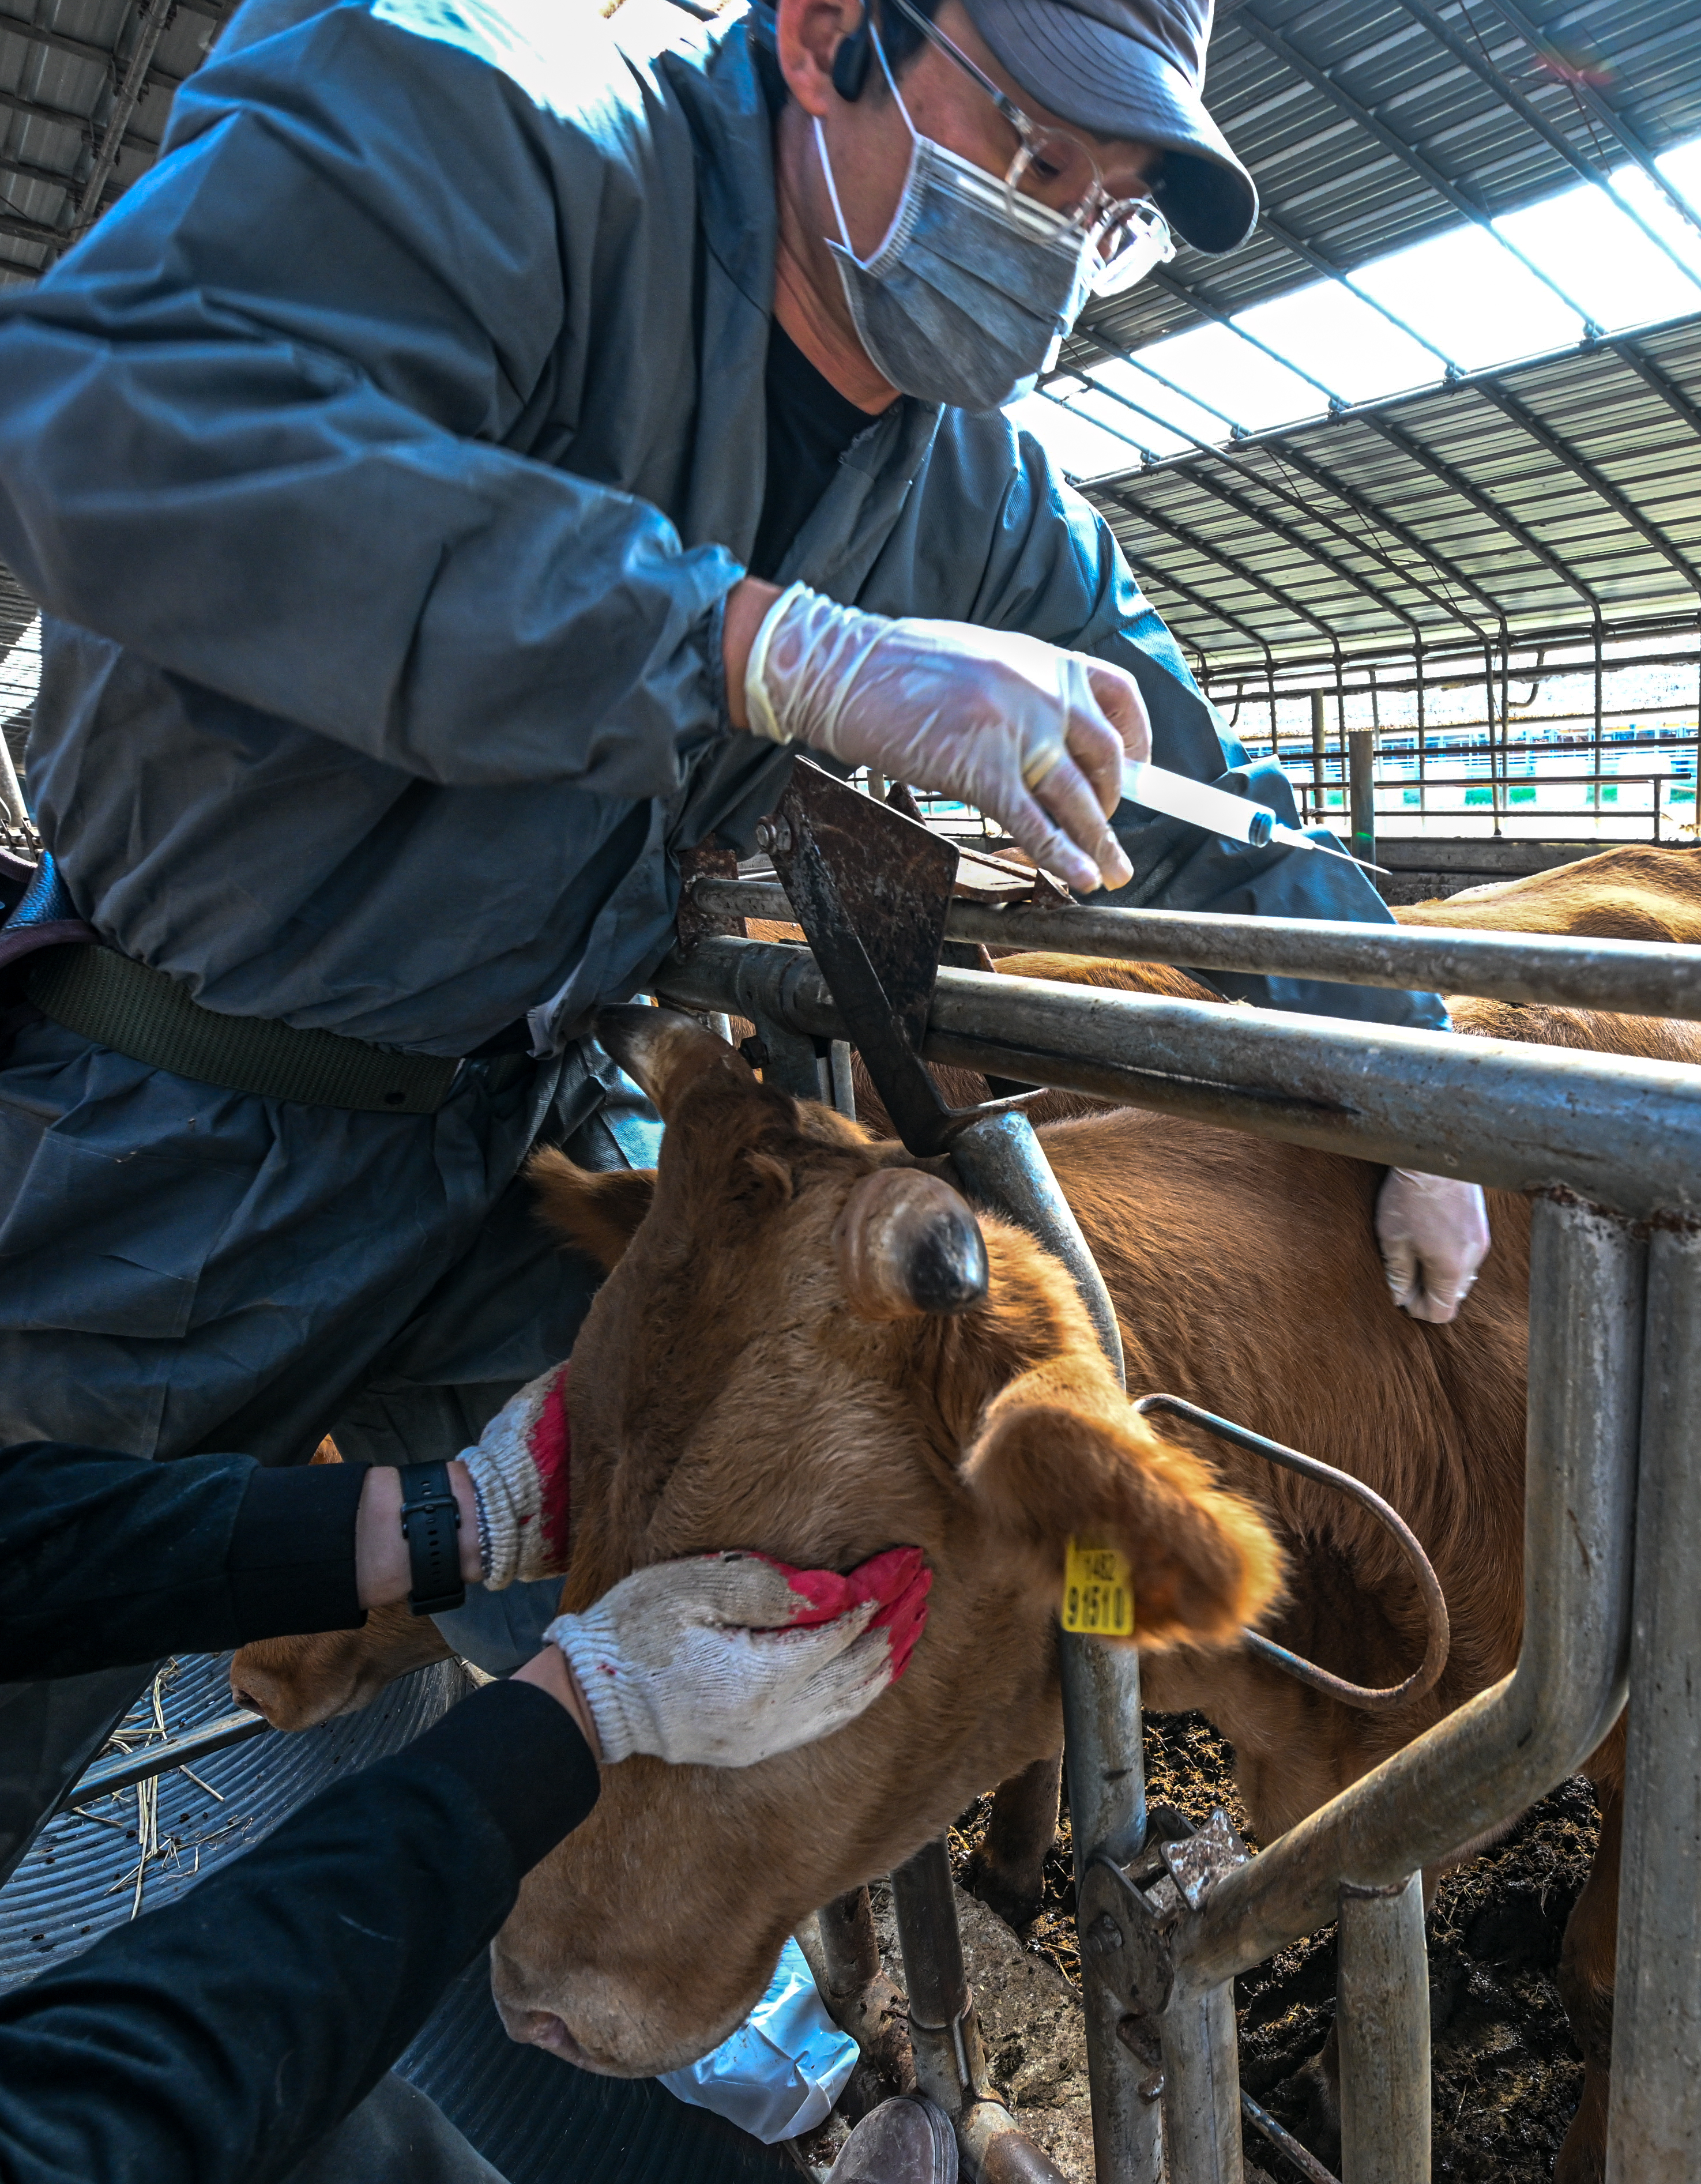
[{"xmin": 0, "ymin": 1, "xmax": 737, "ymax": 799}]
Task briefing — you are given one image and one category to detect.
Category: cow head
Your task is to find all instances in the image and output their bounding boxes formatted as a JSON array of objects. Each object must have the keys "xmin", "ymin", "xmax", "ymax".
[{"xmin": 490, "ymin": 1008, "xmax": 1281, "ymax": 2073}]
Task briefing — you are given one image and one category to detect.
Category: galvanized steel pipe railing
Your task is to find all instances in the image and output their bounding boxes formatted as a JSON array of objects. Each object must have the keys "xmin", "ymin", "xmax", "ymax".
[
  {"xmin": 688, "ymin": 875, "xmax": 1701, "ymax": 1022},
  {"xmin": 1337, "ymin": 1875, "xmax": 1430, "ymax": 2184},
  {"xmin": 1156, "ymin": 1195, "xmax": 1644, "ymax": 2184},
  {"xmin": 949, "ymin": 1110, "xmax": 1154, "ymax": 2183},
  {"xmin": 1607, "ymin": 1223, "xmax": 1701, "ymax": 2184},
  {"xmin": 657, "ymin": 936, "xmax": 1701, "ymax": 1220},
  {"xmin": 656, "ymin": 928, "xmax": 1683, "ymax": 2179}
]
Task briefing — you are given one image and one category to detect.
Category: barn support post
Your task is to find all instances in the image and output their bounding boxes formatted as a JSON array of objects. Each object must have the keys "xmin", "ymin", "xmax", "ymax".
[
  {"xmin": 1348, "ymin": 729, "xmax": 1377, "ymax": 879},
  {"xmin": 1605, "ymin": 1219, "xmax": 1701, "ymax": 2183},
  {"xmin": 1337, "ymin": 1873, "xmax": 1429, "ymax": 2183}
]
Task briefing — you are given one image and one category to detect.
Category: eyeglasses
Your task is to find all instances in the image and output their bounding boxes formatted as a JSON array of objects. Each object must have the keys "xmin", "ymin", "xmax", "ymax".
[{"xmin": 880, "ymin": 0, "xmax": 1175, "ymax": 296}]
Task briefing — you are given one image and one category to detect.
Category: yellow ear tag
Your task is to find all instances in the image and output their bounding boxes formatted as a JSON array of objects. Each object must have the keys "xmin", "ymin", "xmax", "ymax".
[{"xmin": 1062, "ymin": 1536, "xmax": 1135, "ymax": 1637}]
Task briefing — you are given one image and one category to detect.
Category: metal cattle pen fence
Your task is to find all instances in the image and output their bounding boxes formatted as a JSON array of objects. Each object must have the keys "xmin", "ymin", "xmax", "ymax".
[{"xmin": 658, "ymin": 816, "xmax": 1701, "ymax": 2184}]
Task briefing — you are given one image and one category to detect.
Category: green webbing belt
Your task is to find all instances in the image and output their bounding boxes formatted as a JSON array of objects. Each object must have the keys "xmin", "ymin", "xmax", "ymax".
[{"xmin": 26, "ymin": 944, "xmax": 462, "ymax": 1114}]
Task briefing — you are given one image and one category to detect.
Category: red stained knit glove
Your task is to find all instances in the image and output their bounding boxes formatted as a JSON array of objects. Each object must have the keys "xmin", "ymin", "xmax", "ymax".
[{"xmin": 458, "ymin": 1364, "xmax": 572, "ymax": 1590}]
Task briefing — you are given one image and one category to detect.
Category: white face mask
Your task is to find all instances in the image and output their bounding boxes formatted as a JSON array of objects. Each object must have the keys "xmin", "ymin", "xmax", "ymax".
[{"xmin": 813, "ymin": 31, "xmax": 1096, "ymax": 411}]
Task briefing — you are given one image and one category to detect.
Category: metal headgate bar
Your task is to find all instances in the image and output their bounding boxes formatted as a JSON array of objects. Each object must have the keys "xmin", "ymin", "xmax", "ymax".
[
  {"xmin": 690, "ymin": 876, "xmax": 1701, "ymax": 1022},
  {"xmin": 949, "ymin": 1113, "xmax": 1151, "ymax": 2179},
  {"xmin": 655, "ymin": 918, "xmax": 1699, "ymax": 2183},
  {"xmin": 1606, "ymin": 1221, "xmax": 1701, "ymax": 2183},
  {"xmin": 1142, "ymin": 1193, "xmax": 1644, "ymax": 2182},
  {"xmin": 657, "ymin": 938, "xmax": 1701, "ymax": 1215}
]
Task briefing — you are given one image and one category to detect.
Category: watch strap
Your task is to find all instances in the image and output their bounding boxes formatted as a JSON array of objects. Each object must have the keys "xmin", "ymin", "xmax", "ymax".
[{"xmin": 398, "ymin": 1459, "xmax": 466, "ymax": 1617}]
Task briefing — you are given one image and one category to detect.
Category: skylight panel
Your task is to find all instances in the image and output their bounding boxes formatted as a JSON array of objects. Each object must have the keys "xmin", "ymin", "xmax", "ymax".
[
  {"xmin": 1495, "ymin": 171, "xmax": 1701, "ymax": 333},
  {"xmin": 1350, "ymin": 223, "xmax": 1586, "ymax": 372},
  {"xmin": 1120, "ymin": 321, "xmax": 1324, "ymax": 436},
  {"xmin": 1657, "ymin": 140, "xmax": 1701, "ymax": 220},
  {"xmin": 1232, "ymin": 279, "xmax": 1444, "ymax": 408},
  {"xmin": 1609, "ymin": 164, "xmax": 1701, "ymax": 289},
  {"xmin": 1072, "ymin": 356, "xmax": 1221, "ymax": 450},
  {"xmin": 1004, "ymin": 394, "xmax": 1140, "ymax": 481},
  {"xmin": 1024, "ymin": 126, "xmax": 1701, "ymax": 487}
]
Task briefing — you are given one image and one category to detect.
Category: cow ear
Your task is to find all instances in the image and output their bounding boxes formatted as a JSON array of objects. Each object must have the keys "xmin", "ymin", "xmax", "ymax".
[
  {"xmin": 528, "ymin": 1149, "xmax": 656, "ymax": 1272},
  {"xmin": 961, "ymin": 1366, "xmax": 1284, "ymax": 1649},
  {"xmin": 595, "ymin": 1004, "xmax": 752, "ymax": 1119}
]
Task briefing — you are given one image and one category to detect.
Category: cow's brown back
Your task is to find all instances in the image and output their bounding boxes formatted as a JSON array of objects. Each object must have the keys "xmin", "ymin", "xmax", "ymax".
[{"xmin": 1394, "ymin": 841, "xmax": 1701, "ymax": 943}]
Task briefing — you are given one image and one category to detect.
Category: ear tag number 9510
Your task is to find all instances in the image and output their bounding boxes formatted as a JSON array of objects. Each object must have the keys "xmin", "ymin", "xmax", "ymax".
[{"xmin": 1062, "ymin": 1536, "xmax": 1135, "ymax": 1637}]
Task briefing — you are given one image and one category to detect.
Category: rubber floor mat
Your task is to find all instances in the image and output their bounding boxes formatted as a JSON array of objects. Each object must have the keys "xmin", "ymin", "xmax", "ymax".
[
  {"xmin": 0, "ymin": 1651, "xmax": 801, "ymax": 2184},
  {"xmin": 0, "ymin": 1650, "xmax": 471, "ymax": 1989}
]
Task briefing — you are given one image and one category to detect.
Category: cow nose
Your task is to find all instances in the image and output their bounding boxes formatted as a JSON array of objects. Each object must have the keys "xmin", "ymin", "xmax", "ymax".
[{"xmin": 511, "ymin": 2008, "xmax": 590, "ymax": 2065}]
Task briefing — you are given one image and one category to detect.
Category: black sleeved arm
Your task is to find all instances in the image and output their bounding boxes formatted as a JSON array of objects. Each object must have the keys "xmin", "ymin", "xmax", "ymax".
[
  {"xmin": 0, "ymin": 1677, "xmax": 599, "ymax": 2184},
  {"xmin": 0, "ymin": 1439, "xmax": 371, "ymax": 1678}
]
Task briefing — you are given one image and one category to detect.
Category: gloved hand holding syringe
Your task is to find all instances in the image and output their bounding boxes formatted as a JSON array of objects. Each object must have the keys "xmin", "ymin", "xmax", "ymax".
[{"xmin": 737, "ymin": 581, "xmax": 1383, "ymax": 887}]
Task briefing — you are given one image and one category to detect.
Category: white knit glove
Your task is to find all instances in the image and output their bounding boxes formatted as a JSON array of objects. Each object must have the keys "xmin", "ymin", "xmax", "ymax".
[
  {"xmin": 548, "ymin": 1546, "xmax": 930, "ymax": 1768},
  {"xmin": 744, "ymin": 582, "xmax": 1147, "ymax": 893},
  {"xmin": 457, "ymin": 1365, "xmax": 573, "ymax": 1591},
  {"xmin": 1375, "ymin": 1169, "xmax": 1491, "ymax": 1324}
]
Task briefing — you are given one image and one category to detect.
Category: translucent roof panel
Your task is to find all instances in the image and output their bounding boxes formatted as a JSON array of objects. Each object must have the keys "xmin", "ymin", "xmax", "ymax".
[
  {"xmin": 1232, "ymin": 280, "xmax": 1443, "ymax": 408},
  {"xmin": 1031, "ymin": 127, "xmax": 1701, "ymax": 483},
  {"xmin": 1495, "ymin": 173, "xmax": 1701, "ymax": 334},
  {"xmin": 1004, "ymin": 393, "xmax": 1143, "ymax": 480},
  {"xmin": 1119, "ymin": 321, "xmax": 1327, "ymax": 439}
]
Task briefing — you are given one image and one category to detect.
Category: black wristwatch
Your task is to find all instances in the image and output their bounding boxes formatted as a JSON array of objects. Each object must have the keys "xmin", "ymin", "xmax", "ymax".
[{"xmin": 398, "ymin": 1460, "xmax": 466, "ymax": 1618}]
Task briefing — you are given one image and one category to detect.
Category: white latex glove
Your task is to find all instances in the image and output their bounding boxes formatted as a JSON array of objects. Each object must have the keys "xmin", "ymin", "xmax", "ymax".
[
  {"xmin": 1375, "ymin": 1169, "xmax": 1491, "ymax": 1324},
  {"xmin": 548, "ymin": 1546, "xmax": 929, "ymax": 1768},
  {"xmin": 744, "ymin": 582, "xmax": 1147, "ymax": 893},
  {"xmin": 458, "ymin": 1364, "xmax": 572, "ymax": 1590}
]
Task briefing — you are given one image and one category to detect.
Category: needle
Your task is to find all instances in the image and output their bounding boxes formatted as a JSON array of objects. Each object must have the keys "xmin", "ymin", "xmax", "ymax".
[{"xmin": 1121, "ymin": 760, "xmax": 1390, "ymax": 877}]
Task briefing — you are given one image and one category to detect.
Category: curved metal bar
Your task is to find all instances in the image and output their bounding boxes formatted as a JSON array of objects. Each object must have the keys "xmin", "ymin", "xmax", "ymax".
[{"xmin": 1134, "ymin": 1393, "xmax": 1451, "ymax": 1714}]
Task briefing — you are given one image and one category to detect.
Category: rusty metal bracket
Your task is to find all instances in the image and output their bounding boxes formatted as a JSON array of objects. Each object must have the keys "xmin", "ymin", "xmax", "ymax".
[
  {"xmin": 765, "ymin": 760, "xmax": 962, "ymax": 1153},
  {"xmin": 674, "ymin": 838, "xmax": 744, "ymax": 953},
  {"xmin": 1136, "ymin": 1394, "xmax": 1452, "ymax": 1714},
  {"xmin": 1160, "ymin": 1809, "xmax": 1252, "ymax": 1912},
  {"xmin": 1079, "ymin": 1852, "xmax": 1180, "ymax": 2023},
  {"xmin": 761, "ymin": 762, "xmax": 1044, "ymax": 1158}
]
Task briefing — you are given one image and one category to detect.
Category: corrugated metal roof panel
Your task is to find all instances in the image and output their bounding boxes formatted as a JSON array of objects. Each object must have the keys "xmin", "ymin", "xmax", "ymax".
[
  {"xmin": 0, "ymin": 0, "xmax": 220, "ymax": 284},
  {"xmin": 1075, "ymin": 0, "xmax": 1701, "ymax": 361}
]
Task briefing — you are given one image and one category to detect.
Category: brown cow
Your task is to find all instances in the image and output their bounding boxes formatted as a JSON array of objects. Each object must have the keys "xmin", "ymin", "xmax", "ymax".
[
  {"xmin": 1393, "ymin": 839, "xmax": 1701, "ymax": 943},
  {"xmin": 231, "ymin": 846, "xmax": 1701, "ymax": 2181},
  {"xmin": 491, "ymin": 1031, "xmax": 1285, "ymax": 2078}
]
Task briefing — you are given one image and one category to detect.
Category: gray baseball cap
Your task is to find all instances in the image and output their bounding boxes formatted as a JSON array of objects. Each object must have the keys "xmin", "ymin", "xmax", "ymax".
[{"xmin": 958, "ymin": 0, "xmax": 1256, "ymax": 253}]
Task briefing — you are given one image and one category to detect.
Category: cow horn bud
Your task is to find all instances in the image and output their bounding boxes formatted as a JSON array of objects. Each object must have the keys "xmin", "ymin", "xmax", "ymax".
[
  {"xmin": 594, "ymin": 1005, "xmax": 751, "ymax": 1120},
  {"xmin": 835, "ymin": 1169, "xmax": 989, "ymax": 1321}
]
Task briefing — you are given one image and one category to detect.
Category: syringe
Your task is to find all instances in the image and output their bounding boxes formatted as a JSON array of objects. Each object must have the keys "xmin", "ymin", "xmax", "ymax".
[{"xmin": 1121, "ymin": 760, "xmax": 1387, "ymax": 875}]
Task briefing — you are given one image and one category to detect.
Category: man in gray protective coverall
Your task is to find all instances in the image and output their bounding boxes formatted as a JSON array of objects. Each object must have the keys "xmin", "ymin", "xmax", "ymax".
[{"xmin": 0, "ymin": 0, "xmax": 1488, "ymax": 2048}]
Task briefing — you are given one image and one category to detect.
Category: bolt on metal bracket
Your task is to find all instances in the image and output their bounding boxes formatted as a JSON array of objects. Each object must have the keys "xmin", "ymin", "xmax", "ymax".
[{"xmin": 1160, "ymin": 1810, "xmax": 1253, "ymax": 1914}]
